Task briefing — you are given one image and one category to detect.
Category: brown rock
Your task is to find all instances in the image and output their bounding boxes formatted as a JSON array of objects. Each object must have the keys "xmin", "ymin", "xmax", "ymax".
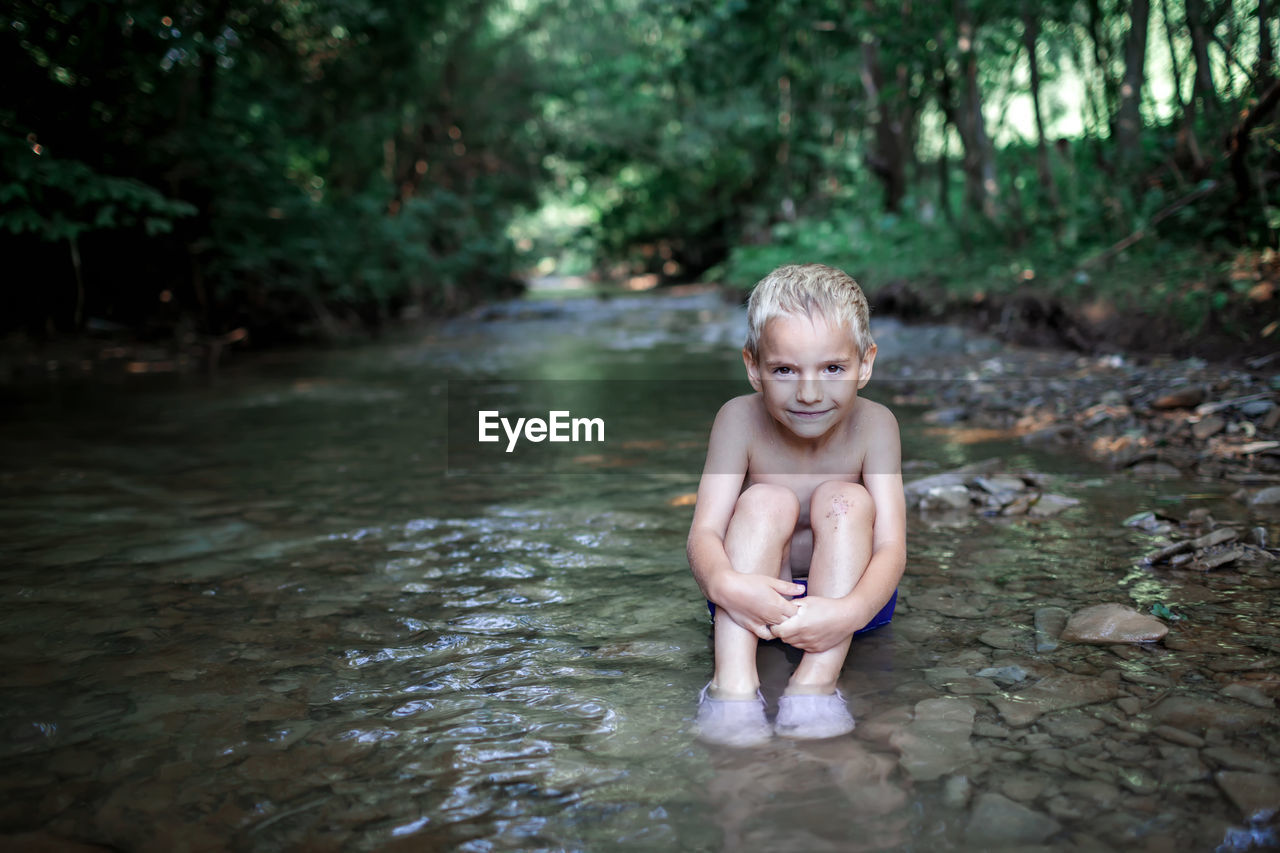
[
  {"xmin": 1215, "ymin": 771, "xmax": 1280, "ymax": 821},
  {"xmin": 1148, "ymin": 696, "xmax": 1272, "ymax": 734},
  {"xmin": 1152, "ymin": 386, "xmax": 1205, "ymax": 409},
  {"xmin": 1059, "ymin": 604, "xmax": 1168, "ymax": 645}
]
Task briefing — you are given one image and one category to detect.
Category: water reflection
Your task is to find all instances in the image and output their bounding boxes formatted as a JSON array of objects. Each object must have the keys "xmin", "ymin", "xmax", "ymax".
[{"xmin": 0, "ymin": 291, "xmax": 1276, "ymax": 850}]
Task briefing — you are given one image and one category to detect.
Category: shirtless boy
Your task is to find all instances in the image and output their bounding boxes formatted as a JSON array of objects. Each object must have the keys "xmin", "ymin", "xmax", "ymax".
[{"xmin": 687, "ymin": 263, "xmax": 906, "ymax": 746}]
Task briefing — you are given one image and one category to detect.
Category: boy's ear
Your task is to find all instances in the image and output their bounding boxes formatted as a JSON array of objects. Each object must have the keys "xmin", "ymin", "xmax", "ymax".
[
  {"xmin": 743, "ymin": 348, "xmax": 763, "ymax": 392},
  {"xmin": 857, "ymin": 343, "xmax": 877, "ymax": 389}
]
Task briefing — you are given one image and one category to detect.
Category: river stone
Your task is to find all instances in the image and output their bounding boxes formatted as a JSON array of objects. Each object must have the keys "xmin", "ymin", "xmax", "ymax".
[
  {"xmin": 1148, "ymin": 696, "xmax": 1272, "ymax": 734},
  {"xmin": 988, "ymin": 675, "xmax": 1121, "ymax": 727},
  {"xmin": 1249, "ymin": 486, "xmax": 1280, "ymax": 506},
  {"xmin": 976, "ymin": 665, "xmax": 1029, "ymax": 686},
  {"xmin": 919, "ymin": 483, "xmax": 972, "ymax": 511},
  {"xmin": 1028, "ymin": 493, "xmax": 1081, "ymax": 517},
  {"xmin": 890, "ymin": 698, "xmax": 977, "ymax": 782},
  {"xmin": 1059, "ymin": 604, "xmax": 1168, "ymax": 645},
  {"xmin": 1203, "ymin": 746, "xmax": 1276, "ymax": 774},
  {"xmin": 1033, "ymin": 606, "xmax": 1069, "ymax": 652},
  {"xmin": 1221, "ymin": 683, "xmax": 1276, "ymax": 709},
  {"xmin": 1215, "ymin": 771, "xmax": 1280, "ymax": 821},
  {"xmin": 964, "ymin": 792, "xmax": 1061, "ymax": 845}
]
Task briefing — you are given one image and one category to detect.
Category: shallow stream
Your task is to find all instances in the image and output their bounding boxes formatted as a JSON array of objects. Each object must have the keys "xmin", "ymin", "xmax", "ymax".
[{"xmin": 1, "ymin": 290, "xmax": 1277, "ymax": 851}]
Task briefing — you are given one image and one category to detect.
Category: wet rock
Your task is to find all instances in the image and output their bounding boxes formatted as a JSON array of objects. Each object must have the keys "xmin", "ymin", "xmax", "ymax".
[
  {"xmin": 904, "ymin": 460, "xmax": 1001, "ymax": 508},
  {"xmin": 1059, "ymin": 604, "xmax": 1168, "ymax": 645},
  {"xmin": 1193, "ymin": 415, "xmax": 1226, "ymax": 440},
  {"xmin": 978, "ymin": 627, "xmax": 1029, "ymax": 651},
  {"xmin": 890, "ymin": 698, "xmax": 977, "ymax": 782},
  {"xmin": 1220, "ymin": 683, "xmax": 1276, "ymax": 709},
  {"xmin": 975, "ymin": 665, "xmax": 1029, "ymax": 686},
  {"xmin": 1241, "ymin": 399, "xmax": 1276, "ymax": 418},
  {"xmin": 1152, "ymin": 725, "xmax": 1204, "ymax": 747},
  {"xmin": 1115, "ymin": 765, "xmax": 1159, "ymax": 794},
  {"xmin": 1128, "ymin": 460, "xmax": 1185, "ymax": 479},
  {"xmin": 1203, "ymin": 746, "xmax": 1277, "ymax": 773},
  {"xmin": 1027, "ymin": 493, "xmax": 1082, "ymax": 517},
  {"xmin": 942, "ymin": 775, "xmax": 972, "ymax": 809},
  {"xmin": 1248, "ymin": 486, "xmax": 1280, "ymax": 506},
  {"xmin": 999, "ymin": 770, "xmax": 1052, "ymax": 802},
  {"xmin": 989, "ymin": 675, "xmax": 1121, "ymax": 727},
  {"xmin": 1116, "ymin": 696, "xmax": 1141, "ymax": 716},
  {"xmin": 1033, "ymin": 606, "xmax": 1070, "ymax": 653},
  {"xmin": 1038, "ymin": 711, "xmax": 1106, "ymax": 741},
  {"xmin": 1123, "ymin": 510, "xmax": 1177, "ymax": 534},
  {"xmin": 964, "ymin": 792, "xmax": 1061, "ymax": 845},
  {"xmin": 1215, "ymin": 771, "xmax": 1280, "ymax": 821},
  {"xmin": 918, "ymin": 484, "xmax": 972, "ymax": 512},
  {"xmin": 1148, "ymin": 696, "xmax": 1272, "ymax": 734},
  {"xmin": 1152, "ymin": 386, "xmax": 1206, "ymax": 409}
]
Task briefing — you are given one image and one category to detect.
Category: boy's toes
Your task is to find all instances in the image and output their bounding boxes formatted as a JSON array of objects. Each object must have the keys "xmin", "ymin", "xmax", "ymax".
[
  {"xmin": 774, "ymin": 690, "xmax": 855, "ymax": 740},
  {"xmin": 693, "ymin": 686, "xmax": 772, "ymax": 747}
]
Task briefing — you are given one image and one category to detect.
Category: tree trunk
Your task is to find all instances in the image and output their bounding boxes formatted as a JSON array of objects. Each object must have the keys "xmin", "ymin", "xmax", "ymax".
[
  {"xmin": 1259, "ymin": 0, "xmax": 1275, "ymax": 90},
  {"xmin": 1185, "ymin": 0, "xmax": 1219, "ymax": 115},
  {"xmin": 1022, "ymin": 7, "xmax": 1060, "ymax": 213},
  {"xmin": 1160, "ymin": 0, "xmax": 1206, "ymax": 176},
  {"xmin": 953, "ymin": 0, "xmax": 999, "ymax": 220},
  {"xmin": 1115, "ymin": 0, "xmax": 1151, "ymax": 167},
  {"xmin": 860, "ymin": 17, "xmax": 911, "ymax": 214},
  {"xmin": 1087, "ymin": 0, "xmax": 1120, "ymax": 130}
]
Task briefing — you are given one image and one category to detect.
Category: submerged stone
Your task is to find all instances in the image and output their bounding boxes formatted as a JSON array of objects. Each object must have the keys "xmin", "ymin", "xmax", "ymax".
[
  {"xmin": 890, "ymin": 698, "xmax": 976, "ymax": 782},
  {"xmin": 1215, "ymin": 771, "xmax": 1280, "ymax": 821},
  {"xmin": 964, "ymin": 792, "xmax": 1061, "ymax": 845},
  {"xmin": 988, "ymin": 675, "xmax": 1120, "ymax": 727},
  {"xmin": 1033, "ymin": 606, "xmax": 1070, "ymax": 652},
  {"xmin": 1059, "ymin": 603, "xmax": 1168, "ymax": 644}
]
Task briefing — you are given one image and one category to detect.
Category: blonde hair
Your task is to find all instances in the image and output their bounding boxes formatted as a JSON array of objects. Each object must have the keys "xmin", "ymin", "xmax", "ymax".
[{"xmin": 745, "ymin": 264, "xmax": 873, "ymax": 358}]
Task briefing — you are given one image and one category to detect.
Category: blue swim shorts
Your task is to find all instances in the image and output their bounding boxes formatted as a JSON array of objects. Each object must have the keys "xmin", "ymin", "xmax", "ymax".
[{"xmin": 706, "ymin": 580, "xmax": 897, "ymax": 636}]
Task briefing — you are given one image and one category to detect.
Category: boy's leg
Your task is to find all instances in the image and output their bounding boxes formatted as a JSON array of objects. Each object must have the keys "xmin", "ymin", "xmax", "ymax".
[
  {"xmin": 711, "ymin": 483, "xmax": 799, "ymax": 696},
  {"xmin": 788, "ymin": 480, "xmax": 874, "ymax": 693}
]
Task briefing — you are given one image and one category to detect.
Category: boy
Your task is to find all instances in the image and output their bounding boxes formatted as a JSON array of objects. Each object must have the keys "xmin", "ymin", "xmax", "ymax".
[{"xmin": 687, "ymin": 263, "xmax": 906, "ymax": 746}]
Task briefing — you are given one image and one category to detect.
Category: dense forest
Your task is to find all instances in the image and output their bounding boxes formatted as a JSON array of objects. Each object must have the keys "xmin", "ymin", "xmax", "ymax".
[{"xmin": 2, "ymin": 0, "xmax": 1277, "ymax": 349}]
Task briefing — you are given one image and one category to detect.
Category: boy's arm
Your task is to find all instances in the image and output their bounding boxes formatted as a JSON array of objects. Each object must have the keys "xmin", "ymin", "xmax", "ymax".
[
  {"xmin": 773, "ymin": 407, "xmax": 906, "ymax": 652},
  {"xmin": 687, "ymin": 399, "xmax": 804, "ymax": 639}
]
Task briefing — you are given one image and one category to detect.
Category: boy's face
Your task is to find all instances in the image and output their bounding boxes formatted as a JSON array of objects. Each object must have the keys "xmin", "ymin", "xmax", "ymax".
[{"xmin": 743, "ymin": 312, "xmax": 876, "ymax": 440}]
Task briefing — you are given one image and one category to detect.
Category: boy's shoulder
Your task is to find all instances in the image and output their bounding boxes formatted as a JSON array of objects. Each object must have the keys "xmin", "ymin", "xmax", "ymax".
[{"xmin": 853, "ymin": 396, "xmax": 899, "ymax": 433}]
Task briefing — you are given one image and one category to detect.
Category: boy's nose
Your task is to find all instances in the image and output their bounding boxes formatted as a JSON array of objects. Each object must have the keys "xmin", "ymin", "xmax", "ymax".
[{"xmin": 796, "ymin": 377, "xmax": 822, "ymax": 404}]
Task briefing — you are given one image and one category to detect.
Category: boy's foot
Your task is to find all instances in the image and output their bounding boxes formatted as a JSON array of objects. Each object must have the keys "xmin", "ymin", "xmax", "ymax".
[
  {"xmin": 693, "ymin": 684, "xmax": 772, "ymax": 747},
  {"xmin": 774, "ymin": 689, "xmax": 855, "ymax": 740}
]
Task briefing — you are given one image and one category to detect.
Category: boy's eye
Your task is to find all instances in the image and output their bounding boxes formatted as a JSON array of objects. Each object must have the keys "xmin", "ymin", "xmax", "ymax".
[
  {"xmin": 823, "ymin": 364, "xmax": 845, "ymax": 375},
  {"xmin": 773, "ymin": 366, "xmax": 794, "ymax": 375}
]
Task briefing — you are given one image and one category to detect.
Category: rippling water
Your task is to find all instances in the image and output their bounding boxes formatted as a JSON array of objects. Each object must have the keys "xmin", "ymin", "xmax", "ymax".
[{"xmin": 1, "ymin": 291, "xmax": 1276, "ymax": 851}]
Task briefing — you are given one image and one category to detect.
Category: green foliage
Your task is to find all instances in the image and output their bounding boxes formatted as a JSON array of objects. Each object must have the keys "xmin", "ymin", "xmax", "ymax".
[{"xmin": 0, "ymin": 132, "xmax": 195, "ymax": 240}]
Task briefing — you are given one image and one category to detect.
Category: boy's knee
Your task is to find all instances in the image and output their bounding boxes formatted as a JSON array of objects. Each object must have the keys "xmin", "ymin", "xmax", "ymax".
[
  {"xmin": 736, "ymin": 483, "xmax": 800, "ymax": 526},
  {"xmin": 811, "ymin": 481, "xmax": 875, "ymax": 527}
]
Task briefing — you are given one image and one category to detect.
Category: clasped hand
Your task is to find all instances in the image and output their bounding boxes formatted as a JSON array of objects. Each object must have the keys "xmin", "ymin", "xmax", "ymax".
[
  {"xmin": 715, "ymin": 574, "xmax": 805, "ymax": 641},
  {"xmin": 769, "ymin": 596, "xmax": 854, "ymax": 653}
]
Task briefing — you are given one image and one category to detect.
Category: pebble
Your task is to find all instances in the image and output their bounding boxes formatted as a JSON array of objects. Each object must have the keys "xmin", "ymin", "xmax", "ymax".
[
  {"xmin": 1116, "ymin": 697, "xmax": 1141, "ymax": 716},
  {"xmin": 965, "ymin": 792, "xmax": 1061, "ymax": 845},
  {"xmin": 1059, "ymin": 604, "xmax": 1169, "ymax": 645}
]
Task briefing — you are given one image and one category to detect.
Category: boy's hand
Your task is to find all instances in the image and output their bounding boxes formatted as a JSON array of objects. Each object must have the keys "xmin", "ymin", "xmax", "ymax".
[
  {"xmin": 769, "ymin": 596, "xmax": 856, "ymax": 653},
  {"xmin": 715, "ymin": 574, "xmax": 806, "ymax": 640}
]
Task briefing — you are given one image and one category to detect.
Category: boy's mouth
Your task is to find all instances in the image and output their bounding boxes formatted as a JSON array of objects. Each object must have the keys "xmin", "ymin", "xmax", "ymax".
[{"xmin": 789, "ymin": 408, "xmax": 832, "ymax": 419}]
